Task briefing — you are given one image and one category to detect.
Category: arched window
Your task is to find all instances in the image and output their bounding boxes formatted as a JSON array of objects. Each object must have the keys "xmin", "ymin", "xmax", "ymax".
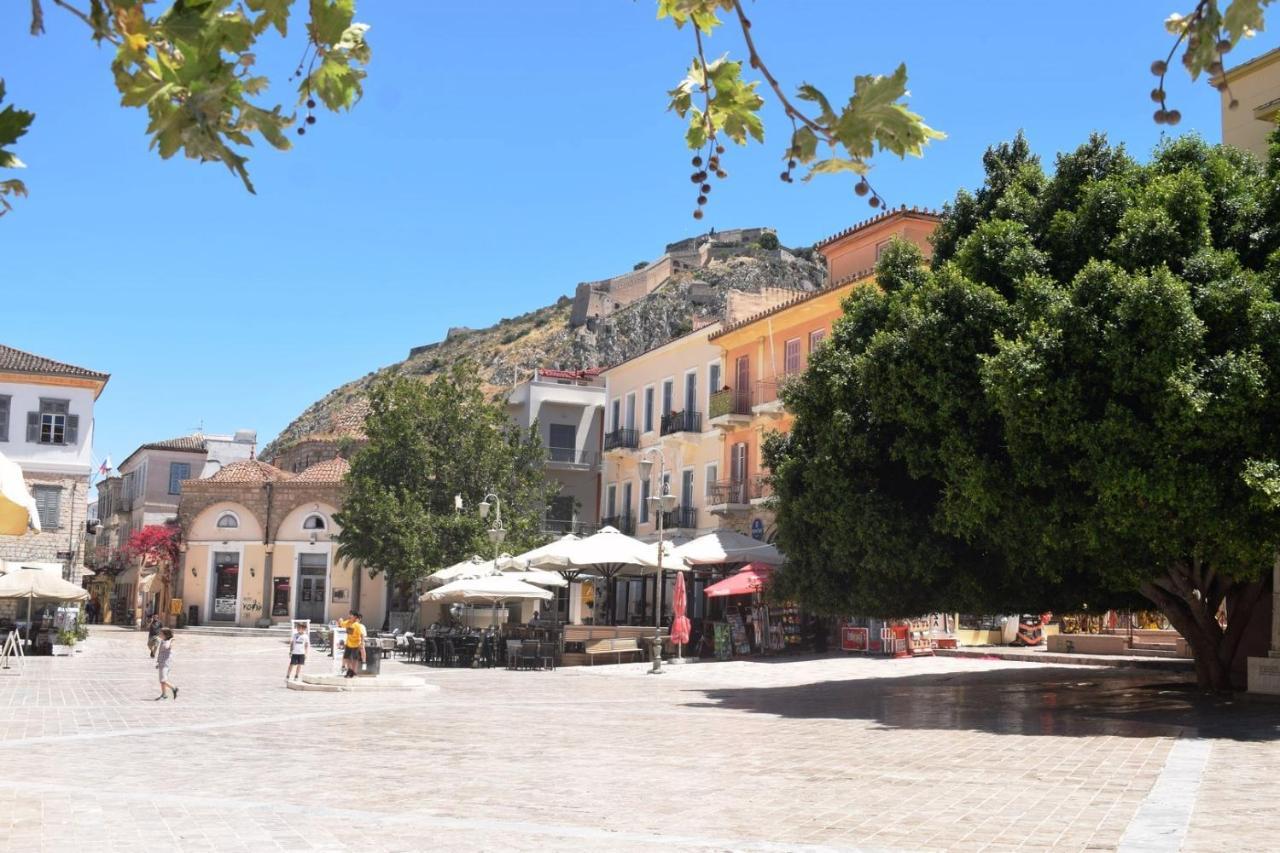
[
  {"xmin": 216, "ymin": 512, "xmax": 239, "ymax": 529},
  {"xmin": 302, "ymin": 514, "xmax": 326, "ymax": 531}
]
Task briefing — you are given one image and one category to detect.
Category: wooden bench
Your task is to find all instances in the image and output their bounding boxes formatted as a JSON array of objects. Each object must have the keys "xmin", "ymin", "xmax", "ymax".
[{"xmin": 584, "ymin": 638, "xmax": 643, "ymax": 665}]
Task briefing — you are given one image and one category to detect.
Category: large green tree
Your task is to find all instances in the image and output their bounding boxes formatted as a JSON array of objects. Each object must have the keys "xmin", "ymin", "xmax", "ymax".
[
  {"xmin": 334, "ymin": 366, "xmax": 560, "ymax": 617},
  {"xmin": 767, "ymin": 131, "xmax": 1280, "ymax": 691}
]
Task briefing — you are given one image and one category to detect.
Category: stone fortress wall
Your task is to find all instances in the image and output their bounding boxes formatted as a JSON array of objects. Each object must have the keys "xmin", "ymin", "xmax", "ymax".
[{"xmin": 569, "ymin": 227, "xmax": 778, "ymax": 328}]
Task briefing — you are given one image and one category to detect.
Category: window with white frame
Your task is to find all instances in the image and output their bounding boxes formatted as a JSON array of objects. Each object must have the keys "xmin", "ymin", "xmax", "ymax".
[
  {"xmin": 661, "ymin": 379, "xmax": 674, "ymax": 415},
  {"xmin": 625, "ymin": 392, "xmax": 637, "ymax": 431},
  {"xmin": 0, "ymin": 394, "xmax": 9, "ymax": 442},
  {"xmin": 705, "ymin": 463, "xmax": 719, "ymax": 496},
  {"xmin": 28, "ymin": 398, "xmax": 77, "ymax": 446},
  {"xmin": 639, "ymin": 478, "xmax": 650, "ymax": 523},
  {"xmin": 216, "ymin": 512, "xmax": 239, "ymax": 529},
  {"xmin": 33, "ymin": 485, "xmax": 61, "ymax": 530},
  {"xmin": 605, "ymin": 484, "xmax": 617, "ymax": 519},
  {"xmin": 643, "ymin": 386, "xmax": 655, "ymax": 433},
  {"xmin": 809, "ymin": 328, "xmax": 827, "ymax": 352}
]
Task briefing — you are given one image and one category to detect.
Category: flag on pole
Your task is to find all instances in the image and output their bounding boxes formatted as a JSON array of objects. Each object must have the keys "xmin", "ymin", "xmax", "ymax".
[{"xmin": 97, "ymin": 456, "xmax": 112, "ymax": 478}]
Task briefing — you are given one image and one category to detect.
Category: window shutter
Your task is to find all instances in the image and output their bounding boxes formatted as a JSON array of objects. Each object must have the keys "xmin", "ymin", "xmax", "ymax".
[
  {"xmin": 65, "ymin": 415, "xmax": 79, "ymax": 445},
  {"xmin": 26, "ymin": 412, "xmax": 38, "ymax": 442}
]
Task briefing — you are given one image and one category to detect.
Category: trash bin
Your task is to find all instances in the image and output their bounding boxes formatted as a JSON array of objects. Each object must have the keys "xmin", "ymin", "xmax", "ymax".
[
  {"xmin": 187, "ymin": 605, "xmax": 199, "ymax": 627},
  {"xmin": 361, "ymin": 640, "xmax": 382, "ymax": 676}
]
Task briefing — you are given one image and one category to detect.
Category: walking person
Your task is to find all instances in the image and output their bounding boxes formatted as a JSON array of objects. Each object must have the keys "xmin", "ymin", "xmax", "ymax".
[
  {"xmin": 154, "ymin": 628, "xmax": 178, "ymax": 700},
  {"xmin": 287, "ymin": 621, "xmax": 309, "ymax": 683},
  {"xmin": 146, "ymin": 614, "xmax": 163, "ymax": 658},
  {"xmin": 337, "ymin": 611, "xmax": 365, "ymax": 678}
]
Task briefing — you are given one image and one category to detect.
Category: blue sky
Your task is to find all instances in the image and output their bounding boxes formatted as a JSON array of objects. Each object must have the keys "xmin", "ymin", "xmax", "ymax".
[{"xmin": 1, "ymin": 1, "xmax": 1274, "ymax": 477}]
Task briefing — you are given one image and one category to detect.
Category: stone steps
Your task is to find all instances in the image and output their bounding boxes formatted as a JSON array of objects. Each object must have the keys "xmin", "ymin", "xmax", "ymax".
[{"xmin": 178, "ymin": 625, "xmax": 292, "ymax": 639}]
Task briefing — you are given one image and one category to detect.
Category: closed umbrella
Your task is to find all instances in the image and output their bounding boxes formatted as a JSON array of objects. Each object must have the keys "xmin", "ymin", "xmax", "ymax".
[
  {"xmin": 0, "ymin": 450, "xmax": 40, "ymax": 536},
  {"xmin": 670, "ymin": 569, "xmax": 691, "ymax": 661}
]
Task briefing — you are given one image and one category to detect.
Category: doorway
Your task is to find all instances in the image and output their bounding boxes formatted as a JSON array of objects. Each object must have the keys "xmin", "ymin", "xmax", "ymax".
[
  {"xmin": 210, "ymin": 552, "xmax": 239, "ymax": 623},
  {"xmin": 295, "ymin": 553, "xmax": 327, "ymax": 623}
]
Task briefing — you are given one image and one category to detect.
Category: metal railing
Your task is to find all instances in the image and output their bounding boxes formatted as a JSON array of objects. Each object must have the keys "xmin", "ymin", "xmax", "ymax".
[
  {"xmin": 603, "ymin": 428, "xmax": 639, "ymax": 450},
  {"xmin": 707, "ymin": 479, "xmax": 750, "ymax": 506},
  {"xmin": 709, "ymin": 388, "xmax": 752, "ymax": 420},
  {"xmin": 543, "ymin": 519, "xmax": 599, "ymax": 536},
  {"xmin": 660, "ymin": 410, "xmax": 702, "ymax": 435},
  {"xmin": 753, "ymin": 372, "xmax": 803, "ymax": 407},
  {"xmin": 546, "ymin": 447, "xmax": 600, "ymax": 466},
  {"xmin": 751, "ymin": 473, "xmax": 773, "ymax": 501},
  {"xmin": 601, "ymin": 514, "xmax": 636, "ymax": 535},
  {"xmin": 661, "ymin": 505, "xmax": 698, "ymax": 530}
]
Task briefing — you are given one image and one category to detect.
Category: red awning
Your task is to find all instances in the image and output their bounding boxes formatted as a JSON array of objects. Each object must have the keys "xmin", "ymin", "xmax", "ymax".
[{"xmin": 703, "ymin": 564, "xmax": 772, "ymax": 598}]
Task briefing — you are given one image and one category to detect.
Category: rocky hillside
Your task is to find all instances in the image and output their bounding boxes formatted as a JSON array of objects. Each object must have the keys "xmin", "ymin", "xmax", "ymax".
[{"xmin": 262, "ymin": 241, "xmax": 826, "ymax": 460}]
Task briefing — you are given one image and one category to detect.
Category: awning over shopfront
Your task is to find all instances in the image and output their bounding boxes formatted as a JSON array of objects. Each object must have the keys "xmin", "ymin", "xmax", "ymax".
[{"xmin": 703, "ymin": 564, "xmax": 773, "ymax": 598}]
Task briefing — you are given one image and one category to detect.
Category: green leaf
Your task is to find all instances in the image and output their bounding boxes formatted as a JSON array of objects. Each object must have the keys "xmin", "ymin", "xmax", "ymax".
[
  {"xmin": 306, "ymin": 54, "xmax": 364, "ymax": 110},
  {"xmin": 310, "ymin": 0, "xmax": 355, "ymax": 45},
  {"xmin": 796, "ymin": 83, "xmax": 836, "ymax": 124},
  {"xmin": 789, "ymin": 126, "xmax": 818, "ymax": 162},
  {"xmin": 833, "ymin": 64, "xmax": 944, "ymax": 160},
  {"xmin": 246, "ymin": 0, "xmax": 291, "ymax": 36},
  {"xmin": 803, "ymin": 157, "xmax": 868, "ymax": 180},
  {"xmin": 0, "ymin": 81, "xmax": 34, "ymax": 170}
]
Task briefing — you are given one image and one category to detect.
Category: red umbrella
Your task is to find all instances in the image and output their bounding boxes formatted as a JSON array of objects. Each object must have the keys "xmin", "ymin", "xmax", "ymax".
[{"xmin": 670, "ymin": 570, "xmax": 691, "ymax": 659}]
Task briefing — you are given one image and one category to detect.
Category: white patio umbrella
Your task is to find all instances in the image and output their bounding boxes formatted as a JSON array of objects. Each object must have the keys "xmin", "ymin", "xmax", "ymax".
[
  {"xmin": 502, "ymin": 569, "xmax": 568, "ymax": 588},
  {"xmin": 425, "ymin": 555, "xmax": 494, "ymax": 588},
  {"xmin": 496, "ymin": 534, "xmax": 580, "ymax": 572},
  {"xmin": 530, "ymin": 526, "xmax": 672, "ymax": 624},
  {"xmin": 0, "ymin": 450, "xmax": 40, "ymax": 536},
  {"xmin": 420, "ymin": 574, "xmax": 553, "ymax": 604},
  {"xmin": 673, "ymin": 529, "xmax": 785, "ymax": 567},
  {"xmin": 0, "ymin": 566, "xmax": 89, "ymax": 633}
]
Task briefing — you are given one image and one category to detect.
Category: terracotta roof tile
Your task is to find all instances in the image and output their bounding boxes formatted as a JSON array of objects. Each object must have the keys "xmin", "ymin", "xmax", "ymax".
[
  {"xmin": 710, "ymin": 271, "xmax": 876, "ymax": 339},
  {"xmin": 0, "ymin": 344, "xmax": 110, "ymax": 382},
  {"xmin": 812, "ymin": 205, "xmax": 942, "ymax": 251},
  {"xmin": 207, "ymin": 460, "xmax": 292, "ymax": 484},
  {"xmin": 290, "ymin": 457, "xmax": 350, "ymax": 484}
]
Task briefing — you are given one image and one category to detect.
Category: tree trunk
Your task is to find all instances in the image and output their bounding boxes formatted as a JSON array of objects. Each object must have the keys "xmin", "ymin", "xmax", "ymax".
[{"xmin": 1140, "ymin": 561, "xmax": 1267, "ymax": 692}]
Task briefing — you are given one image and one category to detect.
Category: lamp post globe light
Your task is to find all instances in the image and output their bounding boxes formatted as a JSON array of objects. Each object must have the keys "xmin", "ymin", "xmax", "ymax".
[{"xmin": 639, "ymin": 450, "xmax": 678, "ymax": 675}]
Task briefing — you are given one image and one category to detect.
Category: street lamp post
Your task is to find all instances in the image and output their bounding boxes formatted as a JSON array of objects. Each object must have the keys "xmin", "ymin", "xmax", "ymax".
[
  {"xmin": 478, "ymin": 492, "xmax": 505, "ymax": 629},
  {"xmin": 639, "ymin": 450, "xmax": 678, "ymax": 675}
]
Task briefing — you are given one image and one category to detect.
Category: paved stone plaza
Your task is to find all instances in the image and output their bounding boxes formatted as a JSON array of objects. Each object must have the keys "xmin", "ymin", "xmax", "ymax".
[{"xmin": 1, "ymin": 628, "xmax": 1278, "ymax": 852}]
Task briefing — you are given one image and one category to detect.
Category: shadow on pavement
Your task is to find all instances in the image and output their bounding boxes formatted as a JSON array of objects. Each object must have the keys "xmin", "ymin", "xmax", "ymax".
[{"xmin": 684, "ymin": 665, "xmax": 1280, "ymax": 741}]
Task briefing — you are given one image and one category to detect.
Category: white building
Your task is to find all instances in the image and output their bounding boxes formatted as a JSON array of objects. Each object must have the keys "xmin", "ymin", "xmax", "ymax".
[{"xmin": 0, "ymin": 344, "xmax": 110, "ymax": 582}]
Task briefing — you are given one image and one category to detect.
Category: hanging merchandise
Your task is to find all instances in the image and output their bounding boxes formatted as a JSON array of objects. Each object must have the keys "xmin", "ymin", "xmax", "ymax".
[
  {"xmin": 713, "ymin": 622, "xmax": 732, "ymax": 660},
  {"xmin": 726, "ymin": 612, "xmax": 751, "ymax": 655}
]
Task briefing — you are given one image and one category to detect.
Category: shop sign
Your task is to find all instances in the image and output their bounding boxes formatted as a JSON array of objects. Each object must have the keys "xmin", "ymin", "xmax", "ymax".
[
  {"xmin": 169, "ymin": 598, "xmax": 183, "ymax": 616},
  {"xmin": 841, "ymin": 626, "xmax": 869, "ymax": 652},
  {"xmin": 214, "ymin": 597, "xmax": 236, "ymax": 616},
  {"xmin": 750, "ymin": 518, "xmax": 764, "ymax": 541}
]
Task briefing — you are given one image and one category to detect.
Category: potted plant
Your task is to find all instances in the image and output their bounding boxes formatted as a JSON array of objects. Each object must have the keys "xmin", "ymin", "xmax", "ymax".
[
  {"xmin": 52, "ymin": 629, "xmax": 77, "ymax": 656},
  {"xmin": 74, "ymin": 623, "xmax": 89, "ymax": 643}
]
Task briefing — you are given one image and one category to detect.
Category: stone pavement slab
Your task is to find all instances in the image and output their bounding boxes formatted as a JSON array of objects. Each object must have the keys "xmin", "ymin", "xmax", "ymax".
[{"xmin": 0, "ymin": 627, "xmax": 1276, "ymax": 851}]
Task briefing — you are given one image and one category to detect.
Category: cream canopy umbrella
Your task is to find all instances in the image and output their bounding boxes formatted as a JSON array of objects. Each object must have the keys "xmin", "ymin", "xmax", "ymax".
[
  {"xmin": 501, "ymin": 568, "xmax": 568, "ymax": 588},
  {"xmin": 673, "ymin": 529, "xmax": 785, "ymax": 568},
  {"xmin": 496, "ymin": 534, "xmax": 580, "ymax": 572},
  {"xmin": 420, "ymin": 574, "xmax": 553, "ymax": 604},
  {"xmin": 425, "ymin": 555, "xmax": 494, "ymax": 588},
  {"xmin": 0, "ymin": 566, "xmax": 90, "ymax": 632},
  {"xmin": 530, "ymin": 526, "xmax": 670, "ymax": 624},
  {"xmin": 0, "ymin": 450, "xmax": 40, "ymax": 536}
]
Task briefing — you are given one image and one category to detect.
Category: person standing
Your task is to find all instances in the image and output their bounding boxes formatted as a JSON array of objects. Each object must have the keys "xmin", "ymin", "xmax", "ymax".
[
  {"xmin": 154, "ymin": 628, "xmax": 178, "ymax": 700},
  {"xmin": 287, "ymin": 621, "xmax": 310, "ymax": 683},
  {"xmin": 337, "ymin": 611, "xmax": 365, "ymax": 678},
  {"xmin": 146, "ymin": 615, "xmax": 163, "ymax": 658}
]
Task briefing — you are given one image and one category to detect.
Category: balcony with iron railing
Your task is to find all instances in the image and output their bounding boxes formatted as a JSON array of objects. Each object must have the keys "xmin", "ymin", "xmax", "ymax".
[
  {"xmin": 545, "ymin": 447, "xmax": 601, "ymax": 469},
  {"xmin": 660, "ymin": 505, "xmax": 698, "ymax": 531},
  {"xmin": 707, "ymin": 479, "xmax": 750, "ymax": 514},
  {"xmin": 708, "ymin": 388, "xmax": 753, "ymax": 428},
  {"xmin": 603, "ymin": 428, "xmax": 640, "ymax": 451},
  {"xmin": 660, "ymin": 409, "xmax": 702, "ymax": 436},
  {"xmin": 543, "ymin": 518, "xmax": 599, "ymax": 536},
  {"xmin": 600, "ymin": 514, "xmax": 636, "ymax": 535},
  {"xmin": 753, "ymin": 372, "xmax": 803, "ymax": 414},
  {"xmin": 750, "ymin": 472, "xmax": 774, "ymax": 504}
]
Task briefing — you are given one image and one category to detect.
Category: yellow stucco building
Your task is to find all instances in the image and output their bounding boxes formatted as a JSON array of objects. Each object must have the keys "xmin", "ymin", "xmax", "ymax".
[{"xmin": 1219, "ymin": 46, "xmax": 1280, "ymax": 160}]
